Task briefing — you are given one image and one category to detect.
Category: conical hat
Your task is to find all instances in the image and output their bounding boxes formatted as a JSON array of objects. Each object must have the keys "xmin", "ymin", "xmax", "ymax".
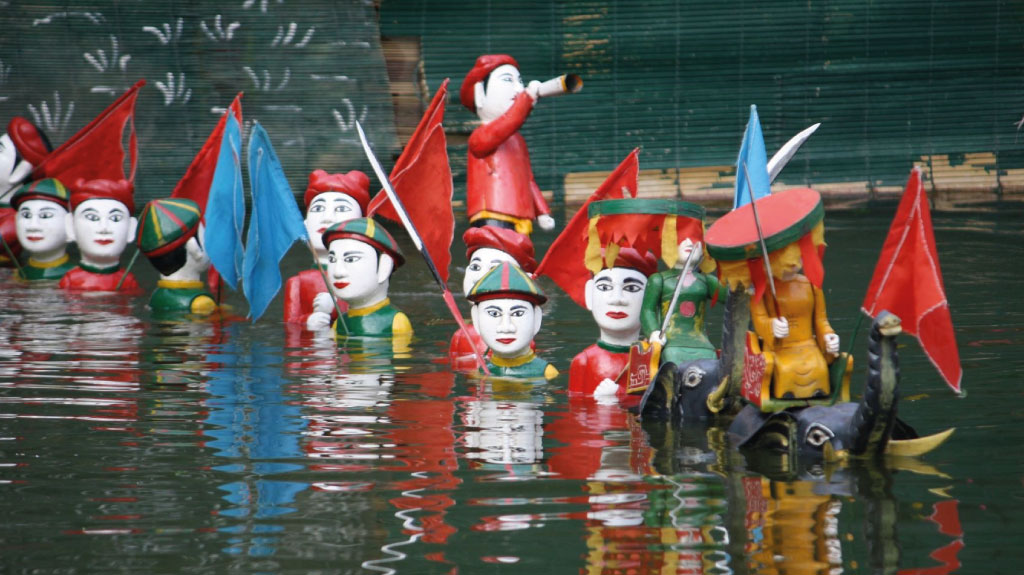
[
  {"xmin": 321, "ymin": 217, "xmax": 404, "ymax": 268},
  {"xmin": 467, "ymin": 261, "xmax": 546, "ymax": 305},
  {"xmin": 137, "ymin": 198, "xmax": 202, "ymax": 257}
]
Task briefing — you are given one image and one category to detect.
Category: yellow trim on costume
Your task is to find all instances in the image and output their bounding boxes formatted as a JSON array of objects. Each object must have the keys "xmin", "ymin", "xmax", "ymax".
[
  {"xmin": 191, "ymin": 295, "xmax": 217, "ymax": 315},
  {"xmin": 365, "ymin": 217, "xmax": 376, "ymax": 239},
  {"xmin": 584, "ymin": 216, "xmax": 603, "ymax": 273},
  {"xmin": 392, "ymin": 312, "xmax": 413, "ymax": 335},
  {"xmin": 348, "ymin": 297, "xmax": 391, "ymax": 317},
  {"xmin": 470, "ymin": 210, "xmax": 533, "ymax": 235},
  {"xmin": 157, "ymin": 279, "xmax": 206, "ymax": 289},
  {"xmin": 603, "ymin": 242, "xmax": 620, "ymax": 270},
  {"xmin": 28, "ymin": 254, "xmax": 70, "ymax": 269},
  {"xmin": 491, "ymin": 350, "xmax": 536, "ymax": 368},
  {"xmin": 544, "ymin": 364, "xmax": 559, "ymax": 380},
  {"xmin": 662, "ymin": 214, "xmax": 678, "ymax": 268}
]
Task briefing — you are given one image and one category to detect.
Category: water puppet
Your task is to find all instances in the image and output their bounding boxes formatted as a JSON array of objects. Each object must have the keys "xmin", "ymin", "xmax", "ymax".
[
  {"xmin": 449, "ymin": 225, "xmax": 537, "ymax": 370},
  {"xmin": 0, "ymin": 118, "xmax": 52, "ymax": 265},
  {"xmin": 136, "ymin": 197, "xmax": 216, "ymax": 315},
  {"xmin": 467, "ymin": 261, "xmax": 556, "ymax": 380},
  {"xmin": 321, "ymin": 217, "xmax": 411, "ymax": 339},
  {"xmin": 706, "ymin": 186, "xmax": 850, "ymax": 407},
  {"xmin": 288, "ymin": 169, "xmax": 368, "ymax": 330},
  {"xmin": 11, "ymin": 178, "xmax": 74, "ymax": 281},
  {"xmin": 59, "ymin": 178, "xmax": 140, "ymax": 292},
  {"xmin": 461, "ymin": 55, "xmax": 581, "ymax": 235}
]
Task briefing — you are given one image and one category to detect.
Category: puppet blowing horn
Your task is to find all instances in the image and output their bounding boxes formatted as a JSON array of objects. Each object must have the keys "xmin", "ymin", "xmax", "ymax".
[{"xmin": 535, "ymin": 74, "xmax": 583, "ymax": 98}]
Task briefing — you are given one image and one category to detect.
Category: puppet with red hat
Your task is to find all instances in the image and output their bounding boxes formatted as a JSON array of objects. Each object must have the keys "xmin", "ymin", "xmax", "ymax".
[
  {"xmin": 461, "ymin": 54, "xmax": 554, "ymax": 236},
  {"xmin": 0, "ymin": 117, "xmax": 53, "ymax": 266},
  {"xmin": 285, "ymin": 169, "xmax": 369, "ymax": 330},
  {"xmin": 449, "ymin": 225, "xmax": 537, "ymax": 370},
  {"xmin": 59, "ymin": 178, "xmax": 141, "ymax": 292}
]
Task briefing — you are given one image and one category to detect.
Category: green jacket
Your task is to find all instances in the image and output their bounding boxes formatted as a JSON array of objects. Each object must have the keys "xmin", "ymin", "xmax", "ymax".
[{"xmin": 17, "ymin": 255, "xmax": 75, "ymax": 281}]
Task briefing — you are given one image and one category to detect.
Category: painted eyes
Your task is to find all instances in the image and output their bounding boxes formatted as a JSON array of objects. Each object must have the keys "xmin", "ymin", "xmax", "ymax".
[
  {"xmin": 485, "ymin": 308, "xmax": 502, "ymax": 318},
  {"xmin": 681, "ymin": 365, "xmax": 706, "ymax": 388},
  {"xmin": 595, "ymin": 282, "xmax": 613, "ymax": 292},
  {"xmin": 624, "ymin": 284, "xmax": 643, "ymax": 293},
  {"xmin": 110, "ymin": 214, "xmax": 124, "ymax": 223},
  {"xmin": 327, "ymin": 253, "xmax": 337, "ymax": 263},
  {"xmin": 343, "ymin": 254, "xmax": 362, "ymax": 264},
  {"xmin": 510, "ymin": 308, "xmax": 526, "ymax": 318},
  {"xmin": 467, "ymin": 262, "xmax": 482, "ymax": 272},
  {"xmin": 38, "ymin": 211, "xmax": 54, "ymax": 220},
  {"xmin": 309, "ymin": 204, "xmax": 326, "ymax": 213},
  {"xmin": 18, "ymin": 209, "xmax": 30, "ymax": 219},
  {"xmin": 334, "ymin": 205, "xmax": 351, "ymax": 213},
  {"xmin": 804, "ymin": 424, "xmax": 835, "ymax": 447}
]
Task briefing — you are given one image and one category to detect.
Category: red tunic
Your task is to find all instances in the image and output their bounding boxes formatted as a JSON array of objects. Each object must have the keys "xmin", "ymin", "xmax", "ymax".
[
  {"xmin": 283, "ymin": 269, "xmax": 346, "ymax": 325},
  {"xmin": 466, "ymin": 93, "xmax": 551, "ymax": 222},
  {"xmin": 569, "ymin": 341, "xmax": 632, "ymax": 397},
  {"xmin": 448, "ymin": 324, "xmax": 487, "ymax": 371},
  {"xmin": 59, "ymin": 265, "xmax": 141, "ymax": 293}
]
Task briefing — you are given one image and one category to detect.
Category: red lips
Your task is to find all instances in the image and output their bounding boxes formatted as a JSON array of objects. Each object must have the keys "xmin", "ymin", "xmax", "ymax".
[
  {"xmin": 26, "ymin": 236, "xmax": 43, "ymax": 242},
  {"xmin": 317, "ymin": 227, "xmax": 327, "ymax": 234},
  {"xmin": 496, "ymin": 338, "xmax": 516, "ymax": 344},
  {"xmin": 605, "ymin": 311, "xmax": 628, "ymax": 319},
  {"xmin": 94, "ymin": 239, "xmax": 114, "ymax": 245},
  {"xmin": 333, "ymin": 282, "xmax": 349, "ymax": 289}
]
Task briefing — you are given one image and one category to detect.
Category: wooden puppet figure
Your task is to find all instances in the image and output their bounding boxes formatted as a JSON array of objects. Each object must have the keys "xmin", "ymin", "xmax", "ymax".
[
  {"xmin": 641, "ymin": 237, "xmax": 727, "ymax": 365},
  {"xmin": 468, "ymin": 261, "xmax": 557, "ymax": 380},
  {"xmin": 750, "ymin": 250, "xmax": 839, "ymax": 400},
  {"xmin": 285, "ymin": 169, "xmax": 368, "ymax": 330},
  {"xmin": 460, "ymin": 54, "xmax": 554, "ymax": 235},
  {"xmin": 60, "ymin": 178, "xmax": 140, "ymax": 292},
  {"xmin": 450, "ymin": 225, "xmax": 537, "ymax": 370},
  {"xmin": 11, "ymin": 178, "xmax": 75, "ymax": 281},
  {"xmin": 137, "ymin": 198, "xmax": 216, "ymax": 315},
  {"xmin": 322, "ymin": 217, "xmax": 412, "ymax": 338},
  {"xmin": 570, "ymin": 248, "xmax": 657, "ymax": 396},
  {"xmin": 0, "ymin": 118, "xmax": 52, "ymax": 266}
]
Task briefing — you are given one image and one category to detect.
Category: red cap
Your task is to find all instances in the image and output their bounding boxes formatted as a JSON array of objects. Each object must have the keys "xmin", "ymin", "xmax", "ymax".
[
  {"xmin": 609, "ymin": 247, "xmax": 658, "ymax": 277},
  {"xmin": 460, "ymin": 54, "xmax": 519, "ymax": 110},
  {"xmin": 70, "ymin": 178, "xmax": 135, "ymax": 214},
  {"xmin": 463, "ymin": 225, "xmax": 537, "ymax": 273},
  {"xmin": 304, "ymin": 169, "xmax": 370, "ymax": 214},
  {"xmin": 7, "ymin": 117, "xmax": 51, "ymax": 166}
]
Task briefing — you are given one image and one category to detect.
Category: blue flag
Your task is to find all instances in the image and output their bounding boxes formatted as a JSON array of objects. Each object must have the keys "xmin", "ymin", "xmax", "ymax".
[
  {"xmin": 243, "ymin": 123, "xmax": 308, "ymax": 321},
  {"xmin": 734, "ymin": 105, "xmax": 771, "ymax": 210},
  {"xmin": 205, "ymin": 112, "xmax": 245, "ymax": 289}
]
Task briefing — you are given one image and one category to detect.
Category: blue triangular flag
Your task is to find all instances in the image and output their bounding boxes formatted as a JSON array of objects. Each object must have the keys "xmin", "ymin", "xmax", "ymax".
[
  {"xmin": 243, "ymin": 123, "xmax": 308, "ymax": 321},
  {"xmin": 205, "ymin": 112, "xmax": 245, "ymax": 289},
  {"xmin": 734, "ymin": 105, "xmax": 771, "ymax": 210}
]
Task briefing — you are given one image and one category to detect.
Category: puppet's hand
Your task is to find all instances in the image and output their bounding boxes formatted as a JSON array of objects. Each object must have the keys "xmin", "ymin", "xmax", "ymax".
[
  {"xmin": 771, "ymin": 317, "xmax": 789, "ymax": 339},
  {"xmin": 824, "ymin": 333, "xmax": 840, "ymax": 354},
  {"xmin": 594, "ymin": 378, "xmax": 620, "ymax": 404},
  {"xmin": 526, "ymin": 80, "xmax": 542, "ymax": 102},
  {"xmin": 537, "ymin": 214, "xmax": 555, "ymax": 231},
  {"xmin": 649, "ymin": 330, "xmax": 666, "ymax": 346},
  {"xmin": 306, "ymin": 311, "xmax": 332, "ymax": 331},
  {"xmin": 312, "ymin": 292, "xmax": 335, "ymax": 314}
]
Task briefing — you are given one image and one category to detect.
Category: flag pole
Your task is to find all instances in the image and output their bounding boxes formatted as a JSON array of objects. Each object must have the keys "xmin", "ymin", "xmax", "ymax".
[
  {"xmin": 742, "ymin": 161, "xmax": 780, "ymax": 316},
  {"xmin": 355, "ymin": 121, "xmax": 490, "ymax": 375},
  {"xmin": 0, "ymin": 233, "xmax": 23, "ymax": 275},
  {"xmin": 304, "ymin": 238, "xmax": 349, "ymax": 336},
  {"xmin": 114, "ymin": 247, "xmax": 140, "ymax": 291}
]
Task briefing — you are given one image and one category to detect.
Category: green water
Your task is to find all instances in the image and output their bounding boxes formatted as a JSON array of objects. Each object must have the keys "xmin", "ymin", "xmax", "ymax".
[{"xmin": 0, "ymin": 207, "xmax": 1021, "ymax": 574}]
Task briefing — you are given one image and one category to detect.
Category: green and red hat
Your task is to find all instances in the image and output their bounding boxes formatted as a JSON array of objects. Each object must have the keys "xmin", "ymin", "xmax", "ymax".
[
  {"xmin": 460, "ymin": 54, "xmax": 519, "ymax": 110},
  {"xmin": 321, "ymin": 217, "xmax": 405, "ymax": 268},
  {"xmin": 69, "ymin": 178, "xmax": 135, "ymax": 214},
  {"xmin": 304, "ymin": 169, "xmax": 371, "ymax": 214},
  {"xmin": 136, "ymin": 198, "xmax": 202, "ymax": 257},
  {"xmin": 10, "ymin": 178, "xmax": 70, "ymax": 210},
  {"xmin": 467, "ymin": 261, "xmax": 547, "ymax": 306},
  {"xmin": 585, "ymin": 198, "xmax": 707, "ymax": 273},
  {"xmin": 463, "ymin": 225, "xmax": 537, "ymax": 273}
]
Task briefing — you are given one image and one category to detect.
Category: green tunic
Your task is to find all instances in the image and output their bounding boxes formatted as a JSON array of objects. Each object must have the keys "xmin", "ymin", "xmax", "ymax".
[
  {"xmin": 640, "ymin": 269, "xmax": 727, "ymax": 364},
  {"xmin": 486, "ymin": 352, "xmax": 559, "ymax": 381},
  {"xmin": 335, "ymin": 299, "xmax": 412, "ymax": 338},
  {"xmin": 17, "ymin": 255, "xmax": 75, "ymax": 281},
  {"xmin": 149, "ymin": 283, "xmax": 216, "ymax": 313}
]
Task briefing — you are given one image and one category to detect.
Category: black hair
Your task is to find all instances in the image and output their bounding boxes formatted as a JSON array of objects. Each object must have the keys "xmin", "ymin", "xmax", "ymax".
[{"xmin": 147, "ymin": 245, "xmax": 187, "ymax": 276}]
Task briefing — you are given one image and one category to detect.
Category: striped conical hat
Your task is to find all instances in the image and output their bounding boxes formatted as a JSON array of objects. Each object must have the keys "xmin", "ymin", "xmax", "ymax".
[
  {"xmin": 10, "ymin": 178, "xmax": 70, "ymax": 210},
  {"xmin": 136, "ymin": 198, "xmax": 202, "ymax": 257},
  {"xmin": 467, "ymin": 261, "xmax": 546, "ymax": 305},
  {"xmin": 321, "ymin": 217, "xmax": 404, "ymax": 268}
]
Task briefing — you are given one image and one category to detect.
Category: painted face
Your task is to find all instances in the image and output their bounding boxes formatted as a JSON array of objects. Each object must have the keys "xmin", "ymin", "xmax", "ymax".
[
  {"xmin": 326, "ymin": 238, "xmax": 383, "ymax": 303},
  {"xmin": 477, "ymin": 64, "xmax": 525, "ymax": 123},
  {"xmin": 0, "ymin": 134, "xmax": 20, "ymax": 196},
  {"xmin": 474, "ymin": 297, "xmax": 539, "ymax": 358},
  {"xmin": 16, "ymin": 199, "xmax": 68, "ymax": 258},
  {"xmin": 589, "ymin": 267, "xmax": 647, "ymax": 335},
  {"xmin": 676, "ymin": 237, "xmax": 703, "ymax": 268},
  {"xmin": 463, "ymin": 247, "xmax": 518, "ymax": 296},
  {"xmin": 305, "ymin": 192, "xmax": 363, "ymax": 254},
  {"xmin": 72, "ymin": 199, "xmax": 135, "ymax": 265}
]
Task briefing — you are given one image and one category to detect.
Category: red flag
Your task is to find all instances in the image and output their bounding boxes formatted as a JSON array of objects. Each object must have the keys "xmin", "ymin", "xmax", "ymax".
[
  {"xmin": 862, "ymin": 167, "xmax": 962, "ymax": 393},
  {"xmin": 534, "ymin": 149, "xmax": 639, "ymax": 307},
  {"xmin": 171, "ymin": 93, "xmax": 243, "ymax": 213},
  {"xmin": 368, "ymin": 80, "xmax": 454, "ymax": 283},
  {"xmin": 33, "ymin": 80, "xmax": 145, "ymax": 184}
]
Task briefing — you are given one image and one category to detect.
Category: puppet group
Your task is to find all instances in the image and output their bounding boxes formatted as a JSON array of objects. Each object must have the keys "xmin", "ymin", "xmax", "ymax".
[{"xmin": 1, "ymin": 56, "xmax": 962, "ymax": 464}]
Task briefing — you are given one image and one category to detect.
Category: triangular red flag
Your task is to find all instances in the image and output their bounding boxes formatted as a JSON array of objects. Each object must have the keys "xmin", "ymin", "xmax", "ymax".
[
  {"xmin": 171, "ymin": 94, "xmax": 243, "ymax": 213},
  {"xmin": 862, "ymin": 167, "xmax": 962, "ymax": 393},
  {"xmin": 535, "ymin": 149, "xmax": 640, "ymax": 307},
  {"xmin": 368, "ymin": 81, "xmax": 454, "ymax": 283},
  {"xmin": 32, "ymin": 80, "xmax": 145, "ymax": 184}
]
